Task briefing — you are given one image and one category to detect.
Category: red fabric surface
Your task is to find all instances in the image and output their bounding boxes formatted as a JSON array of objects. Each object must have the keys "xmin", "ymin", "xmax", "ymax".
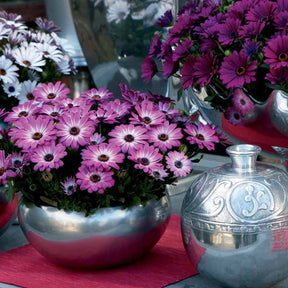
[
  {"xmin": 222, "ymin": 94, "xmax": 288, "ymax": 153},
  {"xmin": 0, "ymin": 195, "xmax": 18, "ymax": 229},
  {"xmin": 0, "ymin": 215, "xmax": 197, "ymax": 288}
]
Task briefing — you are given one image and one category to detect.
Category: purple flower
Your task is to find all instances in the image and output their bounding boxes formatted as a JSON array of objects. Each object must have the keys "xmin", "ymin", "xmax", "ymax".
[
  {"xmin": 265, "ymin": 66, "xmax": 288, "ymax": 84},
  {"xmin": 128, "ymin": 143, "xmax": 163, "ymax": 173},
  {"xmin": 184, "ymin": 122, "xmax": 219, "ymax": 150},
  {"xmin": 274, "ymin": 11, "xmax": 288, "ymax": 31},
  {"xmin": 56, "ymin": 112, "xmax": 95, "ymax": 149},
  {"xmin": 9, "ymin": 152, "xmax": 28, "ymax": 172},
  {"xmin": 9, "ymin": 115, "xmax": 56, "ymax": 150},
  {"xmin": 219, "ymin": 50, "xmax": 257, "ymax": 88},
  {"xmin": 278, "ymin": 0, "xmax": 288, "ymax": 12},
  {"xmin": 226, "ymin": 107, "xmax": 244, "ymax": 125},
  {"xmin": 39, "ymin": 102, "xmax": 65, "ymax": 120},
  {"xmin": 239, "ymin": 21, "xmax": 265, "ymax": 39},
  {"xmin": 149, "ymin": 167, "xmax": 168, "ymax": 181},
  {"xmin": 246, "ymin": 1, "xmax": 277, "ymax": 24},
  {"xmin": 180, "ymin": 56, "xmax": 196, "ymax": 89},
  {"xmin": 148, "ymin": 34, "xmax": 162, "ymax": 58},
  {"xmin": 103, "ymin": 99, "xmax": 131, "ymax": 119},
  {"xmin": 218, "ymin": 18, "xmax": 241, "ymax": 46},
  {"xmin": 194, "ymin": 52, "xmax": 218, "ymax": 86},
  {"xmin": 232, "ymin": 88, "xmax": 254, "ymax": 114},
  {"xmin": 76, "ymin": 165, "xmax": 114, "ymax": 194},
  {"xmin": 80, "ymin": 87, "xmax": 113, "ymax": 101},
  {"xmin": 165, "ymin": 151, "xmax": 192, "ymax": 177},
  {"xmin": 89, "ymin": 133, "xmax": 106, "ymax": 145},
  {"xmin": 0, "ymin": 150, "xmax": 16, "ymax": 185},
  {"xmin": 81, "ymin": 143, "xmax": 125, "ymax": 170},
  {"xmin": 172, "ymin": 38, "xmax": 193, "ymax": 62},
  {"xmin": 162, "ymin": 52, "xmax": 179, "ymax": 79},
  {"xmin": 141, "ymin": 57, "xmax": 158, "ymax": 83},
  {"xmin": 35, "ymin": 17, "xmax": 61, "ymax": 33},
  {"xmin": 61, "ymin": 177, "xmax": 77, "ymax": 196},
  {"xmin": 148, "ymin": 121, "xmax": 183, "ymax": 152},
  {"xmin": 30, "ymin": 143, "xmax": 67, "ymax": 172},
  {"xmin": 243, "ymin": 40, "xmax": 261, "ymax": 56},
  {"xmin": 156, "ymin": 9, "xmax": 173, "ymax": 27},
  {"xmin": 264, "ymin": 35, "xmax": 288, "ymax": 69},
  {"xmin": 108, "ymin": 124, "xmax": 148, "ymax": 153}
]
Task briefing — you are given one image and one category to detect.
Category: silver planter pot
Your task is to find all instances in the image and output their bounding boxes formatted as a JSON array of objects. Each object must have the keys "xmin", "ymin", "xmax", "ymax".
[
  {"xmin": 181, "ymin": 144, "xmax": 288, "ymax": 288},
  {"xmin": 18, "ymin": 195, "xmax": 171, "ymax": 269}
]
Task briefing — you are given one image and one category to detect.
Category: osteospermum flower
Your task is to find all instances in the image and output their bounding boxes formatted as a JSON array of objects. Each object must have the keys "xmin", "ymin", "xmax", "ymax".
[
  {"xmin": 0, "ymin": 150, "xmax": 16, "ymax": 185},
  {"xmin": 9, "ymin": 152, "xmax": 28, "ymax": 170},
  {"xmin": 219, "ymin": 50, "xmax": 257, "ymax": 88},
  {"xmin": 106, "ymin": 0, "xmax": 130, "ymax": 24},
  {"xmin": 61, "ymin": 177, "xmax": 77, "ymax": 196},
  {"xmin": 232, "ymin": 88, "xmax": 254, "ymax": 114},
  {"xmin": 30, "ymin": 143, "xmax": 67, "ymax": 172},
  {"xmin": 246, "ymin": 1, "xmax": 277, "ymax": 24},
  {"xmin": 156, "ymin": 9, "xmax": 173, "ymax": 27},
  {"xmin": 35, "ymin": 17, "xmax": 61, "ymax": 33},
  {"xmin": 148, "ymin": 121, "xmax": 183, "ymax": 152},
  {"xmin": 0, "ymin": 55, "xmax": 18, "ymax": 83},
  {"xmin": 108, "ymin": 124, "xmax": 148, "ymax": 153},
  {"xmin": 180, "ymin": 56, "xmax": 196, "ymax": 89},
  {"xmin": 33, "ymin": 42, "xmax": 63, "ymax": 63},
  {"xmin": 80, "ymin": 87, "xmax": 114, "ymax": 101},
  {"xmin": 33, "ymin": 81, "xmax": 70, "ymax": 103},
  {"xmin": 128, "ymin": 143, "xmax": 163, "ymax": 173},
  {"xmin": 39, "ymin": 103, "xmax": 65, "ymax": 120},
  {"xmin": 172, "ymin": 38, "xmax": 193, "ymax": 62},
  {"xmin": 226, "ymin": 107, "xmax": 244, "ymax": 125},
  {"xmin": 56, "ymin": 112, "xmax": 95, "ymax": 149},
  {"xmin": 13, "ymin": 45, "xmax": 46, "ymax": 72},
  {"xmin": 265, "ymin": 66, "xmax": 288, "ymax": 84},
  {"xmin": 218, "ymin": 18, "xmax": 241, "ymax": 46},
  {"xmin": 165, "ymin": 151, "xmax": 192, "ymax": 177},
  {"xmin": 76, "ymin": 165, "xmax": 114, "ymax": 194},
  {"xmin": 81, "ymin": 143, "xmax": 125, "ymax": 170},
  {"xmin": 130, "ymin": 100, "xmax": 166, "ymax": 127},
  {"xmin": 8, "ymin": 115, "xmax": 56, "ymax": 150},
  {"xmin": 3, "ymin": 80, "xmax": 21, "ymax": 98},
  {"xmin": 148, "ymin": 34, "xmax": 162, "ymax": 58},
  {"xmin": 264, "ymin": 35, "xmax": 288, "ymax": 69},
  {"xmin": 141, "ymin": 57, "xmax": 158, "ymax": 83},
  {"xmin": 89, "ymin": 133, "xmax": 106, "ymax": 145},
  {"xmin": 149, "ymin": 167, "xmax": 169, "ymax": 181},
  {"xmin": 184, "ymin": 122, "xmax": 219, "ymax": 150},
  {"xmin": 16, "ymin": 80, "xmax": 38, "ymax": 104}
]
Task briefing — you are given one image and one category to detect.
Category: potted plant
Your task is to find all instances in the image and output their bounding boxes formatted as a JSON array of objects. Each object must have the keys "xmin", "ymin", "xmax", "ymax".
[
  {"xmin": 0, "ymin": 81, "xmax": 224, "ymax": 268},
  {"xmin": 142, "ymin": 0, "xmax": 288, "ymax": 126}
]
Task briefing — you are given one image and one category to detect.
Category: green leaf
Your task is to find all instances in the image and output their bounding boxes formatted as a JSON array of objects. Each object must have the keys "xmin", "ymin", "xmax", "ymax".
[{"xmin": 5, "ymin": 181, "xmax": 16, "ymax": 203}]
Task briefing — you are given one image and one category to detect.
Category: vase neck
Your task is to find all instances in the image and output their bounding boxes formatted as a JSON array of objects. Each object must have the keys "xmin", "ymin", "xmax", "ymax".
[{"xmin": 226, "ymin": 144, "xmax": 261, "ymax": 173}]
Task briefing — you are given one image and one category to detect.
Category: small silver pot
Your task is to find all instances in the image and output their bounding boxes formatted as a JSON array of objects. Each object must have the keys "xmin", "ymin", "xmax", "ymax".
[
  {"xmin": 18, "ymin": 195, "xmax": 171, "ymax": 269},
  {"xmin": 181, "ymin": 144, "xmax": 288, "ymax": 288}
]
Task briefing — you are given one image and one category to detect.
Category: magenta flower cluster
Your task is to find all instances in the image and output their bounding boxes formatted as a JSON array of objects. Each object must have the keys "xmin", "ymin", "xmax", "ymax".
[
  {"xmin": 142, "ymin": 0, "xmax": 288, "ymax": 125},
  {"xmin": 0, "ymin": 81, "xmax": 222, "ymax": 212}
]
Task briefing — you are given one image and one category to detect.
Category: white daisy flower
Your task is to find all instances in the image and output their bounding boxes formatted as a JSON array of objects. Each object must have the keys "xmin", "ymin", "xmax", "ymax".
[
  {"xmin": 8, "ymin": 30, "xmax": 25, "ymax": 45},
  {"xmin": 0, "ymin": 22, "xmax": 10, "ymax": 40},
  {"xmin": 17, "ymin": 80, "xmax": 39, "ymax": 104},
  {"xmin": 33, "ymin": 42, "xmax": 63, "ymax": 63},
  {"xmin": 0, "ymin": 55, "xmax": 18, "ymax": 83},
  {"xmin": 27, "ymin": 30, "xmax": 53, "ymax": 44},
  {"xmin": 1, "ymin": 18, "xmax": 27, "ymax": 33},
  {"xmin": 13, "ymin": 45, "xmax": 46, "ymax": 72},
  {"xmin": 3, "ymin": 80, "xmax": 21, "ymax": 97},
  {"xmin": 107, "ymin": 0, "xmax": 130, "ymax": 24},
  {"xmin": 51, "ymin": 32, "xmax": 75, "ymax": 56},
  {"xmin": 57, "ymin": 57, "xmax": 72, "ymax": 75}
]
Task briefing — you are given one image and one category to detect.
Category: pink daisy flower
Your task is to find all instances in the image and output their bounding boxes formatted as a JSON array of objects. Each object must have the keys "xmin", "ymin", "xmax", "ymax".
[
  {"xmin": 9, "ymin": 115, "xmax": 56, "ymax": 150},
  {"xmin": 130, "ymin": 100, "xmax": 166, "ymax": 127},
  {"xmin": 232, "ymin": 89, "xmax": 254, "ymax": 114},
  {"xmin": 39, "ymin": 103, "xmax": 65, "ymax": 120},
  {"xmin": 33, "ymin": 81, "xmax": 70, "ymax": 103},
  {"xmin": 128, "ymin": 143, "xmax": 163, "ymax": 173},
  {"xmin": 149, "ymin": 167, "xmax": 168, "ymax": 181},
  {"xmin": 92, "ymin": 106, "xmax": 119, "ymax": 124},
  {"xmin": 4, "ymin": 101, "xmax": 40, "ymax": 124},
  {"xmin": 103, "ymin": 99, "xmax": 132, "ymax": 119},
  {"xmin": 76, "ymin": 165, "xmax": 114, "ymax": 194},
  {"xmin": 81, "ymin": 143, "xmax": 125, "ymax": 170},
  {"xmin": 108, "ymin": 124, "xmax": 148, "ymax": 153},
  {"xmin": 184, "ymin": 122, "xmax": 220, "ymax": 150},
  {"xmin": 89, "ymin": 133, "xmax": 106, "ymax": 145},
  {"xmin": 9, "ymin": 152, "xmax": 29, "ymax": 175},
  {"xmin": 155, "ymin": 102, "xmax": 181, "ymax": 119},
  {"xmin": 30, "ymin": 143, "xmax": 67, "ymax": 172},
  {"xmin": 226, "ymin": 107, "xmax": 244, "ymax": 125},
  {"xmin": 61, "ymin": 177, "xmax": 77, "ymax": 196},
  {"xmin": 219, "ymin": 50, "xmax": 257, "ymax": 88},
  {"xmin": 148, "ymin": 121, "xmax": 183, "ymax": 152},
  {"xmin": 166, "ymin": 151, "xmax": 192, "ymax": 177},
  {"xmin": 0, "ymin": 150, "xmax": 16, "ymax": 185},
  {"xmin": 80, "ymin": 87, "xmax": 114, "ymax": 101},
  {"xmin": 56, "ymin": 111, "xmax": 95, "ymax": 149}
]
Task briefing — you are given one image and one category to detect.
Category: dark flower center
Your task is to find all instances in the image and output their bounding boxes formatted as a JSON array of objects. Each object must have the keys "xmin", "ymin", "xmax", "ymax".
[
  {"xmin": 92, "ymin": 95, "xmax": 100, "ymax": 99},
  {"xmin": 90, "ymin": 174, "xmax": 101, "ymax": 183},
  {"xmin": 261, "ymin": 16, "xmax": 268, "ymax": 23},
  {"xmin": 153, "ymin": 171, "xmax": 161, "ymax": 178},
  {"xmin": 236, "ymin": 66, "xmax": 246, "ymax": 76},
  {"xmin": 51, "ymin": 112, "xmax": 59, "ymax": 117},
  {"xmin": 23, "ymin": 60, "xmax": 31, "ymax": 66},
  {"xmin": 70, "ymin": 127, "xmax": 80, "ymax": 135},
  {"xmin": 8, "ymin": 86, "xmax": 15, "ymax": 93},
  {"xmin": 240, "ymin": 99, "xmax": 246, "ymax": 105},
  {"xmin": 32, "ymin": 132, "xmax": 42, "ymax": 140},
  {"xmin": 230, "ymin": 31, "xmax": 236, "ymax": 38},
  {"xmin": 43, "ymin": 51, "xmax": 50, "ymax": 55},
  {"xmin": 124, "ymin": 134, "xmax": 134, "ymax": 142},
  {"xmin": 196, "ymin": 133, "xmax": 205, "ymax": 141},
  {"xmin": 158, "ymin": 133, "xmax": 168, "ymax": 141},
  {"xmin": 67, "ymin": 185, "xmax": 75, "ymax": 192},
  {"xmin": 140, "ymin": 157, "xmax": 150, "ymax": 166},
  {"xmin": 209, "ymin": 66, "xmax": 215, "ymax": 76},
  {"xmin": 174, "ymin": 161, "xmax": 183, "ymax": 169},
  {"xmin": 26, "ymin": 93, "xmax": 34, "ymax": 100},
  {"xmin": 13, "ymin": 160, "xmax": 22, "ymax": 168},
  {"xmin": 143, "ymin": 116, "xmax": 152, "ymax": 124},
  {"xmin": 18, "ymin": 111, "xmax": 28, "ymax": 117},
  {"xmin": 234, "ymin": 112, "xmax": 240, "ymax": 120},
  {"xmin": 47, "ymin": 92, "xmax": 56, "ymax": 99},
  {"xmin": 278, "ymin": 53, "xmax": 288, "ymax": 62},
  {"xmin": 98, "ymin": 154, "xmax": 109, "ymax": 162},
  {"xmin": 0, "ymin": 68, "xmax": 6, "ymax": 75},
  {"xmin": 0, "ymin": 167, "xmax": 4, "ymax": 176},
  {"xmin": 44, "ymin": 154, "xmax": 54, "ymax": 162}
]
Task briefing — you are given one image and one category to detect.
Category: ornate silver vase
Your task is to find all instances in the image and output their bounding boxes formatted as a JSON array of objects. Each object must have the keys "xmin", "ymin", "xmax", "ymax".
[
  {"xmin": 18, "ymin": 195, "xmax": 171, "ymax": 269},
  {"xmin": 181, "ymin": 144, "xmax": 288, "ymax": 288}
]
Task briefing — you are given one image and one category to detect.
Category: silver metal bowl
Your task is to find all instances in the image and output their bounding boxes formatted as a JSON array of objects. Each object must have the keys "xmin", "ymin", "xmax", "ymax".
[{"xmin": 18, "ymin": 195, "xmax": 171, "ymax": 269}]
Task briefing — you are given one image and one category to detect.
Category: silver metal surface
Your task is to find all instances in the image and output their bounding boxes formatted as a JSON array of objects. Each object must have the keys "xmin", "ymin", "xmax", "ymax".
[
  {"xmin": 181, "ymin": 144, "xmax": 288, "ymax": 288},
  {"xmin": 18, "ymin": 195, "xmax": 171, "ymax": 269}
]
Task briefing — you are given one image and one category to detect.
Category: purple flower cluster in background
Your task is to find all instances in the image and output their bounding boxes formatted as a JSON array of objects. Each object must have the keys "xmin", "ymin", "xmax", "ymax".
[{"xmin": 142, "ymin": 0, "xmax": 288, "ymax": 125}]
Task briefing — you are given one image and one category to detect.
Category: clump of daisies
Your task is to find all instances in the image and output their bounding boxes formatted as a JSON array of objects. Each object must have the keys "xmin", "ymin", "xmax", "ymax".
[
  {"xmin": 0, "ymin": 10, "xmax": 76, "ymax": 112},
  {"xmin": 142, "ymin": 0, "xmax": 288, "ymax": 125},
  {"xmin": 0, "ymin": 82, "xmax": 224, "ymax": 214}
]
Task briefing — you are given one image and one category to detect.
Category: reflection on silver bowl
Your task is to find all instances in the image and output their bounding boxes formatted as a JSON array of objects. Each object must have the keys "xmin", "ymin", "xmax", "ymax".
[{"xmin": 18, "ymin": 195, "xmax": 171, "ymax": 269}]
